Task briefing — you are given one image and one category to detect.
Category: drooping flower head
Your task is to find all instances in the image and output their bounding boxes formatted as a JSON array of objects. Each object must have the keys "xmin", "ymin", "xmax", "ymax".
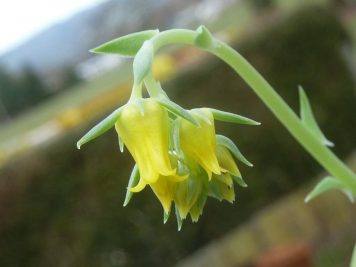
[{"xmin": 77, "ymin": 30, "xmax": 260, "ymax": 229}]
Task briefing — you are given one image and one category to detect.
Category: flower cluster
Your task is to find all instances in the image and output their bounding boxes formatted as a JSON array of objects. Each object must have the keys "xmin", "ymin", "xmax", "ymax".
[
  {"xmin": 77, "ymin": 30, "xmax": 259, "ymax": 229},
  {"xmin": 78, "ymin": 86, "xmax": 258, "ymax": 229}
]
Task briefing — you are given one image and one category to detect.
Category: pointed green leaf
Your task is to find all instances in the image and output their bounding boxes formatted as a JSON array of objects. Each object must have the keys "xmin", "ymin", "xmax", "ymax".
[
  {"xmin": 90, "ymin": 29, "xmax": 159, "ymax": 57},
  {"xmin": 123, "ymin": 165, "xmax": 140, "ymax": 207},
  {"xmin": 77, "ymin": 107, "xmax": 122, "ymax": 149},
  {"xmin": 133, "ymin": 40, "xmax": 154, "ymax": 86},
  {"xmin": 175, "ymin": 206, "xmax": 183, "ymax": 231},
  {"xmin": 232, "ymin": 175, "xmax": 248, "ymax": 188},
  {"xmin": 216, "ymin": 134, "xmax": 253, "ymax": 167},
  {"xmin": 305, "ymin": 176, "xmax": 353, "ymax": 202},
  {"xmin": 195, "ymin": 25, "xmax": 215, "ymax": 50},
  {"xmin": 299, "ymin": 86, "xmax": 334, "ymax": 147},
  {"xmin": 155, "ymin": 97, "xmax": 199, "ymax": 126},
  {"xmin": 209, "ymin": 108, "xmax": 260, "ymax": 126}
]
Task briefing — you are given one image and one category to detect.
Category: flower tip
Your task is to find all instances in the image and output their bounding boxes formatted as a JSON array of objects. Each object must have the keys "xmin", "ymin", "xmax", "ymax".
[
  {"xmin": 304, "ymin": 196, "xmax": 311, "ymax": 203},
  {"xmin": 76, "ymin": 142, "xmax": 82, "ymax": 150},
  {"xmin": 123, "ymin": 199, "xmax": 129, "ymax": 207},
  {"xmin": 163, "ymin": 211, "xmax": 170, "ymax": 224},
  {"xmin": 324, "ymin": 139, "xmax": 334, "ymax": 147}
]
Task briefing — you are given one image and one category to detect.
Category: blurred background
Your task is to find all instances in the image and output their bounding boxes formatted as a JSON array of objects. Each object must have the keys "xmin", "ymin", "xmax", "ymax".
[{"xmin": 0, "ymin": 0, "xmax": 355, "ymax": 266}]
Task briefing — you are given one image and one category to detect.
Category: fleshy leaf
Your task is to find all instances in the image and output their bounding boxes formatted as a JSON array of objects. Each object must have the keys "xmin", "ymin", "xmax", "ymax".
[
  {"xmin": 299, "ymin": 86, "xmax": 334, "ymax": 147},
  {"xmin": 77, "ymin": 107, "xmax": 122, "ymax": 149},
  {"xmin": 155, "ymin": 97, "xmax": 199, "ymax": 126},
  {"xmin": 90, "ymin": 29, "xmax": 159, "ymax": 57},
  {"xmin": 209, "ymin": 108, "xmax": 260, "ymax": 126},
  {"xmin": 123, "ymin": 165, "xmax": 140, "ymax": 206},
  {"xmin": 133, "ymin": 40, "xmax": 154, "ymax": 86},
  {"xmin": 216, "ymin": 135, "xmax": 253, "ymax": 167},
  {"xmin": 305, "ymin": 176, "xmax": 354, "ymax": 203},
  {"xmin": 195, "ymin": 25, "xmax": 215, "ymax": 50}
]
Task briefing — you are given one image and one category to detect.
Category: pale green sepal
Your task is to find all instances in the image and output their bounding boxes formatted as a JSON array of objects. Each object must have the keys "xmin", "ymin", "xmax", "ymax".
[
  {"xmin": 175, "ymin": 206, "xmax": 183, "ymax": 231},
  {"xmin": 304, "ymin": 176, "xmax": 353, "ymax": 203},
  {"xmin": 123, "ymin": 165, "xmax": 140, "ymax": 206},
  {"xmin": 77, "ymin": 107, "xmax": 122, "ymax": 149},
  {"xmin": 90, "ymin": 29, "xmax": 159, "ymax": 57},
  {"xmin": 133, "ymin": 40, "xmax": 154, "ymax": 87},
  {"xmin": 155, "ymin": 97, "xmax": 199, "ymax": 126},
  {"xmin": 172, "ymin": 120, "xmax": 185, "ymax": 161},
  {"xmin": 299, "ymin": 86, "xmax": 334, "ymax": 147},
  {"xmin": 232, "ymin": 175, "xmax": 248, "ymax": 188},
  {"xmin": 118, "ymin": 135, "xmax": 124, "ymax": 153},
  {"xmin": 216, "ymin": 135, "xmax": 253, "ymax": 167},
  {"xmin": 190, "ymin": 195, "xmax": 207, "ymax": 223},
  {"xmin": 163, "ymin": 210, "xmax": 170, "ymax": 224},
  {"xmin": 209, "ymin": 108, "xmax": 260, "ymax": 126},
  {"xmin": 208, "ymin": 182, "xmax": 223, "ymax": 201},
  {"xmin": 195, "ymin": 25, "xmax": 215, "ymax": 50}
]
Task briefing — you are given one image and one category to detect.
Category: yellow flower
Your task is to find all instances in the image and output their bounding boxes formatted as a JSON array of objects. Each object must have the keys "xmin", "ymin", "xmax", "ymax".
[
  {"xmin": 115, "ymin": 98, "xmax": 176, "ymax": 192},
  {"xmin": 179, "ymin": 108, "xmax": 221, "ymax": 179}
]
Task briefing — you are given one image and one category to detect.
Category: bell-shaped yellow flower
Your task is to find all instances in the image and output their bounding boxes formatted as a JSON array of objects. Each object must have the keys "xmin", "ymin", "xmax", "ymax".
[
  {"xmin": 115, "ymin": 99, "xmax": 176, "ymax": 192},
  {"xmin": 179, "ymin": 108, "xmax": 221, "ymax": 179}
]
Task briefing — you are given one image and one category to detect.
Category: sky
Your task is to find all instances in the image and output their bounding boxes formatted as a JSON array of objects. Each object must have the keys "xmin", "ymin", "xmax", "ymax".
[{"xmin": 0, "ymin": 0, "xmax": 104, "ymax": 55}]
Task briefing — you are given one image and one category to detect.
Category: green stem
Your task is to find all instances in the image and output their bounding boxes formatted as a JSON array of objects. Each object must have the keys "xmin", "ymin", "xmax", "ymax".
[
  {"xmin": 151, "ymin": 29, "xmax": 356, "ymax": 194},
  {"xmin": 144, "ymin": 72, "xmax": 161, "ymax": 97}
]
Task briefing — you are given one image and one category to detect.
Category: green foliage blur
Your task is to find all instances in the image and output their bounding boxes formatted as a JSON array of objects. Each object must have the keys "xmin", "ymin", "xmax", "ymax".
[{"xmin": 0, "ymin": 7, "xmax": 355, "ymax": 267}]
